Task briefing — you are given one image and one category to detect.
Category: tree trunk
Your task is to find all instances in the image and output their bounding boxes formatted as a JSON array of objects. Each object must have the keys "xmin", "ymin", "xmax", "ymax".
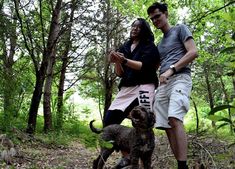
[
  {"xmin": 1, "ymin": 6, "xmax": 17, "ymax": 131},
  {"xmin": 191, "ymin": 98, "xmax": 199, "ymax": 135},
  {"xmin": 26, "ymin": 72, "xmax": 45, "ymax": 134},
  {"xmin": 56, "ymin": 58, "xmax": 67, "ymax": 130},
  {"xmin": 219, "ymin": 76, "xmax": 233, "ymax": 133},
  {"xmin": 101, "ymin": 1, "xmax": 124, "ymax": 123},
  {"xmin": 232, "ymin": 75, "xmax": 235, "ymax": 98},
  {"xmin": 43, "ymin": 51, "xmax": 55, "ymax": 133},
  {"xmin": 27, "ymin": 0, "xmax": 62, "ymax": 134},
  {"xmin": 56, "ymin": 0, "xmax": 76, "ymax": 130},
  {"xmin": 204, "ymin": 66, "xmax": 215, "ymax": 128},
  {"xmin": 102, "ymin": 0, "xmax": 113, "ymax": 123},
  {"xmin": 104, "ymin": 80, "xmax": 113, "ymax": 116}
]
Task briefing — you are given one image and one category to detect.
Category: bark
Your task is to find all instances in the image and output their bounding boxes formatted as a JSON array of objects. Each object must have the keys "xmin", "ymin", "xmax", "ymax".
[{"xmin": 43, "ymin": 50, "xmax": 55, "ymax": 132}]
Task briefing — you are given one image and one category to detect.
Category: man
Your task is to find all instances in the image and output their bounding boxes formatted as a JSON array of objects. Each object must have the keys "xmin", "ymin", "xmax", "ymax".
[{"xmin": 147, "ymin": 2, "xmax": 198, "ymax": 169}]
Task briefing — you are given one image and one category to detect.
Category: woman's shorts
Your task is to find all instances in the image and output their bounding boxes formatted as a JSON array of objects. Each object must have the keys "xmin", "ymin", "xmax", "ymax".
[{"xmin": 109, "ymin": 84, "xmax": 155, "ymax": 112}]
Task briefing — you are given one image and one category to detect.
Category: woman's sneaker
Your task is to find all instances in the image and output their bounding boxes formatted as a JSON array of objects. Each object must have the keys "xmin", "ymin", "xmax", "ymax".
[{"xmin": 114, "ymin": 156, "xmax": 130, "ymax": 169}]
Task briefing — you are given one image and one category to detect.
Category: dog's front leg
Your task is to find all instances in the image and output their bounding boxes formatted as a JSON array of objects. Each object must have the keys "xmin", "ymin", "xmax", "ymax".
[
  {"xmin": 96, "ymin": 148, "xmax": 114, "ymax": 169},
  {"xmin": 130, "ymin": 149, "xmax": 140, "ymax": 169},
  {"xmin": 140, "ymin": 151, "xmax": 153, "ymax": 169}
]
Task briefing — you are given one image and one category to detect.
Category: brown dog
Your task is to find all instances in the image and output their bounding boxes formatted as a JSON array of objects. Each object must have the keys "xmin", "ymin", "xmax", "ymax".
[{"xmin": 90, "ymin": 106, "xmax": 155, "ymax": 169}]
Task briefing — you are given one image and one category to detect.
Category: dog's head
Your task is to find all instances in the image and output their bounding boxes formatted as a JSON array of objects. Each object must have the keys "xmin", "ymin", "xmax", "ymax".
[{"xmin": 130, "ymin": 106, "xmax": 156, "ymax": 129}]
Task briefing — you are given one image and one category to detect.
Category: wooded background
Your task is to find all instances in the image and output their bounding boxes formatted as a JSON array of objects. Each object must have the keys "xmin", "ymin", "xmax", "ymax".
[{"xmin": 0, "ymin": 0, "xmax": 234, "ymax": 137}]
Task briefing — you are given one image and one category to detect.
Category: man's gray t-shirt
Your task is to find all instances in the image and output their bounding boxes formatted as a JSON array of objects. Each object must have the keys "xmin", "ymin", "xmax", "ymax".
[{"xmin": 157, "ymin": 24, "xmax": 193, "ymax": 75}]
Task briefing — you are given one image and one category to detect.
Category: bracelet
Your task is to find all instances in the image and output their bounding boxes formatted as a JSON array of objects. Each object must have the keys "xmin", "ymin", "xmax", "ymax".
[{"xmin": 170, "ymin": 65, "xmax": 176, "ymax": 74}]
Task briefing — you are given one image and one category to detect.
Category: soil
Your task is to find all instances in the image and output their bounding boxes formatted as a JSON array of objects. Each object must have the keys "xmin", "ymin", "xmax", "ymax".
[{"xmin": 0, "ymin": 134, "xmax": 234, "ymax": 169}]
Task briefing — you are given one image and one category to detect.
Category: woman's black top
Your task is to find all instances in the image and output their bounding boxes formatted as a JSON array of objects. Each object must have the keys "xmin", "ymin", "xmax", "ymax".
[{"xmin": 118, "ymin": 40, "xmax": 160, "ymax": 88}]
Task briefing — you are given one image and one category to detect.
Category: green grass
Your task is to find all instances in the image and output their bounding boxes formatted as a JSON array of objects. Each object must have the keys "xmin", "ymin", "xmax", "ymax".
[{"xmin": 0, "ymin": 111, "xmax": 234, "ymax": 150}]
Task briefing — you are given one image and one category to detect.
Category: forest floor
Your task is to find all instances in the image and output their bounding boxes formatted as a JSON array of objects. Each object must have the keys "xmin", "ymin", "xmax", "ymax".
[{"xmin": 0, "ymin": 132, "xmax": 234, "ymax": 169}]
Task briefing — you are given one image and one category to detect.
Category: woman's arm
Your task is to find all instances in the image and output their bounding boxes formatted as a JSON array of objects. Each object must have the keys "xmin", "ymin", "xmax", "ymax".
[{"xmin": 116, "ymin": 52, "xmax": 142, "ymax": 70}]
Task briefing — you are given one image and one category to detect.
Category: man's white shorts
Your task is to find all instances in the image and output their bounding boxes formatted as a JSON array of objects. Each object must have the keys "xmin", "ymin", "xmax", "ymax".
[{"xmin": 153, "ymin": 74, "xmax": 192, "ymax": 129}]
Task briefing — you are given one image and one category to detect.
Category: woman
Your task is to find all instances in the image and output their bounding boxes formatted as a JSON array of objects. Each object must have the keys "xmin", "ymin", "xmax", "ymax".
[{"xmin": 104, "ymin": 18, "xmax": 160, "ymax": 168}]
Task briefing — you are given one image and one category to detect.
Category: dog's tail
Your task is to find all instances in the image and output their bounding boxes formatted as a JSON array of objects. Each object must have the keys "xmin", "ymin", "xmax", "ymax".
[{"xmin": 89, "ymin": 120, "xmax": 103, "ymax": 134}]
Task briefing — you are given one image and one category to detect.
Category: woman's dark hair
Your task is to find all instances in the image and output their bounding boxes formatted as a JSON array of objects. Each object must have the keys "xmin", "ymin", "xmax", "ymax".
[
  {"xmin": 131, "ymin": 18, "xmax": 154, "ymax": 42},
  {"xmin": 147, "ymin": 2, "xmax": 168, "ymax": 14}
]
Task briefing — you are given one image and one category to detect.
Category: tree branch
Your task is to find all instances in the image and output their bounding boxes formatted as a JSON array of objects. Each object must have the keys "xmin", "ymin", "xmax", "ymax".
[{"xmin": 190, "ymin": 1, "xmax": 235, "ymax": 24}]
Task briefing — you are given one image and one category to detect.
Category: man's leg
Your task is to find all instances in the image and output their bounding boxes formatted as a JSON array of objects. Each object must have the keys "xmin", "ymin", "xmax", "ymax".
[
  {"xmin": 166, "ymin": 117, "xmax": 188, "ymax": 169},
  {"xmin": 166, "ymin": 75, "xmax": 192, "ymax": 169}
]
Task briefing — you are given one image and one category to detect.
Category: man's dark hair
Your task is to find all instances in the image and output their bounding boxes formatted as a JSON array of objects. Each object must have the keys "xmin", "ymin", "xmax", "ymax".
[
  {"xmin": 147, "ymin": 2, "xmax": 168, "ymax": 14},
  {"xmin": 131, "ymin": 18, "xmax": 154, "ymax": 42}
]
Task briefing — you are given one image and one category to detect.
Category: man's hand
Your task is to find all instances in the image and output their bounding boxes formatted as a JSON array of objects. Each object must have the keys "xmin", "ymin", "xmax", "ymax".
[{"xmin": 159, "ymin": 68, "xmax": 174, "ymax": 85}]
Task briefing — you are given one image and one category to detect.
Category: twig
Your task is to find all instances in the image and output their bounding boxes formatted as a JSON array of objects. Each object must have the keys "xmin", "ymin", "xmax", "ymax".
[
  {"xmin": 191, "ymin": 141, "xmax": 217, "ymax": 168},
  {"xmin": 151, "ymin": 154, "xmax": 174, "ymax": 166}
]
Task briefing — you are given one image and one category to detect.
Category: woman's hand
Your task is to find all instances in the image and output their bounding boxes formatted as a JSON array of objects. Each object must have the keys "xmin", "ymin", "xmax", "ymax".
[
  {"xmin": 108, "ymin": 51, "xmax": 125, "ymax": 64},
  {"xmin": 115, "ymin": 52, "xmax": 125, "ymax": 64},
  {"xmin": 108, "ymin": 50, "xmax": 117, "ymax": 63}
]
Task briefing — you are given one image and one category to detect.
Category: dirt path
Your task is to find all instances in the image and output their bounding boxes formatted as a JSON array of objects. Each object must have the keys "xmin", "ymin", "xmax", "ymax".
[
  {"xmin": 9, "ymin": 141, "xmax": 97, "ymax": 169},
  {"xmin": 1, "ymin": 135, "xmax": 234, "ymax": 169}
]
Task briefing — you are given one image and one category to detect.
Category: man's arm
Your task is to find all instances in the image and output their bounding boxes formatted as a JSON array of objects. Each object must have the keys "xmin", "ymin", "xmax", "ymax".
[
  {"xmin": 159, "ymin": 38, "xmax": 198, "ymax": 84},
  {"xmin": 174, "ymin": 38, "xmax": 198, "ymax": 72}
]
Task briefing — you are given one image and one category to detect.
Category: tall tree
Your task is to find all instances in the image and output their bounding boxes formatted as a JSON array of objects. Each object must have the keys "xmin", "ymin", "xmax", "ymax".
[
  {"xmin": 42, "ymin": 0, "xmax": 62, "ymax": 132},
  {"xmin": 0, "ymin": 0, "xmax": 17, "ymax": 131},
  {"xmin": 55, "ymin": 0, "xmax": 76, "ymax": 130},
  {"xmin": 14, "ymin": 0, "xmax": 62, "ymax": 134}
]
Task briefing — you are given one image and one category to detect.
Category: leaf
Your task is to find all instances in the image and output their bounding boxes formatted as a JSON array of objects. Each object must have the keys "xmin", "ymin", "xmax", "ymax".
[
  {"xmin": 217, "ymin": 122, "xmax": 229, "ymax": 129},
  {"xmin": 220, "ymin": 47, "xmax": 235, "ymax": 54},
  {"xmin": 220, "ymin": 13, "xmax": 234, "ymax": 22},
  {"xmin": 208, "ymin": 105, "xmax": 235, "ymax": 115},
  {"xmin": 228, "ymin": 142, "xmax": 235, "ymax": 148},
  {"xmin": 218, "ymin": 118, "xmax": 232, "ymax": 124},
  {"xmin": 208, "ymin": 115, "xmax": 225, "ymax": 122},
  {"xmin": 232, "ymin": 33, "xmax": 235, "ymax": 41}
]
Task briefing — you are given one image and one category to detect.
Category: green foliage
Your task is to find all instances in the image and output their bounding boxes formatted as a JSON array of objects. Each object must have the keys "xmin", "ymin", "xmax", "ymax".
[
  {"xmin": 220, "ymin": 46, "xmax": 235, "ymax": 54},
  {"xmin": 99, "ymin": 139, "xmax": 113, "ymax": 149},
  {"xmin": 38, "ymin": 132, "xmax": 72, "ymax": 146},
  {"xmin": 207, "ymin": 104, "xmax": 235, "ymax": 138},
  {"xmin": 62, "ymin": 118, "xmax": 100, "ymax": 148},
  {"xmin": 208, "ymin": 105, "xmax": 234, "ymax": 115},
  {"xmin": 0, "ymin": 0, "xmax": 234, "ymax": 154}
]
